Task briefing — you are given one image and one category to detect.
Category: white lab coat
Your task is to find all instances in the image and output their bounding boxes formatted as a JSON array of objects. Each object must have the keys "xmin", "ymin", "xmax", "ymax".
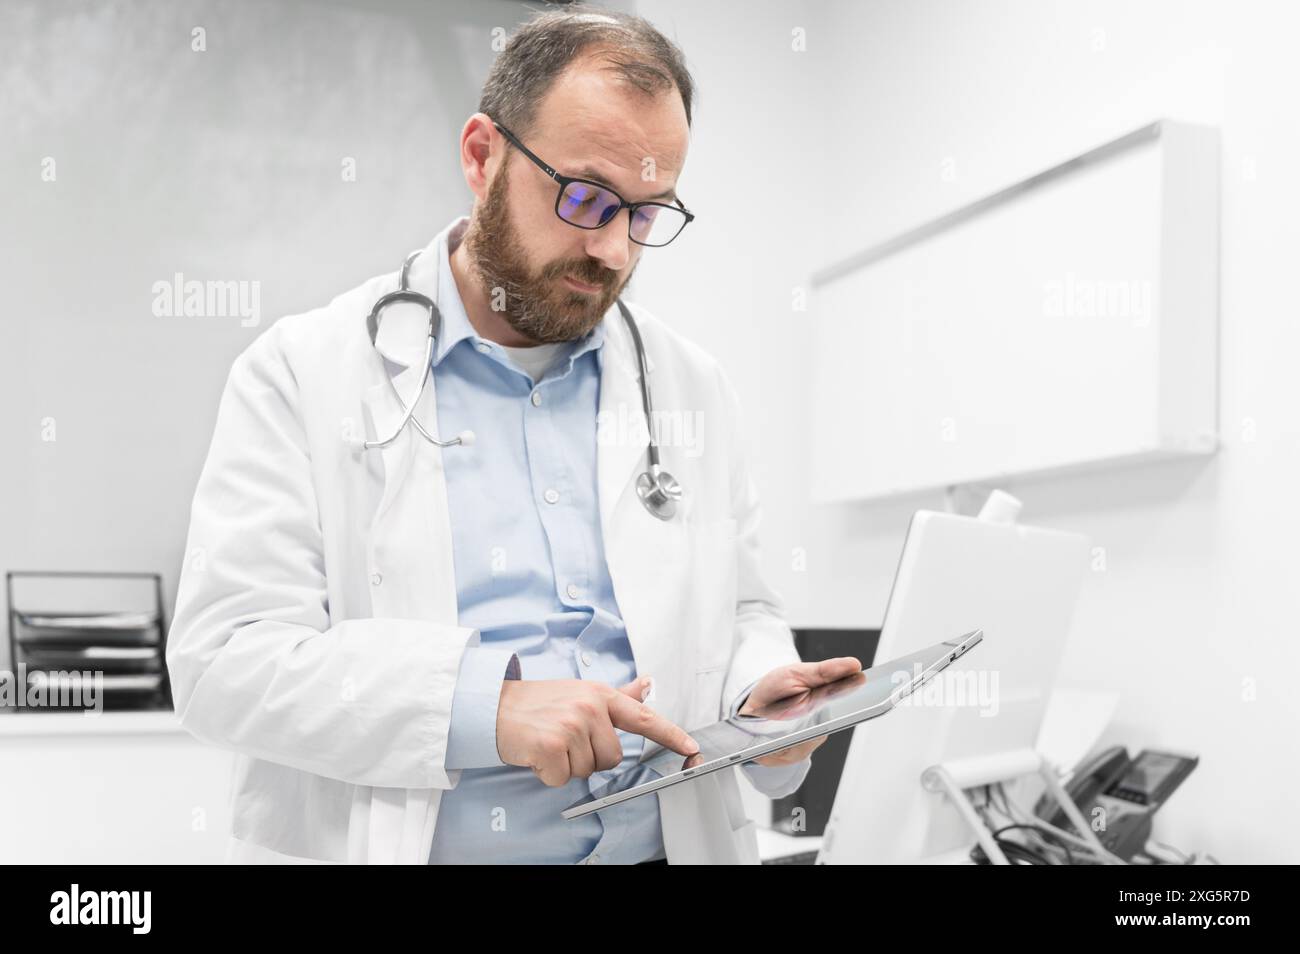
[{"xmin": 166, "ymin": 217, "xmax": 807, "ymax": 864}]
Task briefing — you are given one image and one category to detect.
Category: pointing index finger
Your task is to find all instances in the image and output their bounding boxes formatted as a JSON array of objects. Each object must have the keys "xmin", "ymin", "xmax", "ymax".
[{"xmin": 606, "ymin": 691, "xmax": 699, "ymax": 757}]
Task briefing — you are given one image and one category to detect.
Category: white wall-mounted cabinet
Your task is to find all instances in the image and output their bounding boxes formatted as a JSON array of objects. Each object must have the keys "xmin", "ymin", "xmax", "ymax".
[{"xmin": 809, "ymin": 121, "xmax": 1220, "ymax": 503}]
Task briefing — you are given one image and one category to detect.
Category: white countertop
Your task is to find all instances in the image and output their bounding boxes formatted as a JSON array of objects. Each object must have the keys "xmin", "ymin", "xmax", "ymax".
[{"xmin": 0, "ymin": 709, "xmax": 185, "ymax": 736}]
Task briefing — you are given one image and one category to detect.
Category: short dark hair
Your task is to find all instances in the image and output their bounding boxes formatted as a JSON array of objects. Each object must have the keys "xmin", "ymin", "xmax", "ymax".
[{"xmin": 479, "ymin": 5, "xmax": 695, "ymax": 139}]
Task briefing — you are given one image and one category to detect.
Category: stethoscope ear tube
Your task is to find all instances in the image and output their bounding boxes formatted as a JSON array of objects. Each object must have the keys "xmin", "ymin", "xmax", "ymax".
[
  {"xmin": 364, "ymin": 329, "xmax": 470, "ymax": 451},
  {"xmin": 363, "ymin": 249, "xmax": 465, "ymax": 451},
  {"xmin": 366, "ymin": 249, "xmax": 427, "ymax": 347}
]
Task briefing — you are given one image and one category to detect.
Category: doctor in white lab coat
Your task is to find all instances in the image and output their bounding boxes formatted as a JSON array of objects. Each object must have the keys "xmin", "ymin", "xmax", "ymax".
[{"xmin": 166, "ymin": 7, "xmax": 860, "ymax": 865}]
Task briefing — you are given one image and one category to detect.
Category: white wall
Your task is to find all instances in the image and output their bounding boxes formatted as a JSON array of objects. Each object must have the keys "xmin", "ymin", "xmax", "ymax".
[
  {"xmin": 636, "ymin": 0, "xmax": 1297, "ymax": 862},
  {"xmin": 631, "ymin": 0, "xmax": 828, "ymax": 628}
]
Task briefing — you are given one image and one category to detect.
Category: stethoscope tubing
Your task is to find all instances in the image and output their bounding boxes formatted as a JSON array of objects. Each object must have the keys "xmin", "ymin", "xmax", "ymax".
[{"xmin": 362, "ymin": 248, "xmax": 682, "ymax": 518}]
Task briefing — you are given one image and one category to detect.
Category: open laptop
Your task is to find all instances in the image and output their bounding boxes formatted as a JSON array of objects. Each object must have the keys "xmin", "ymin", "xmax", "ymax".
[
  {"xmin": 818, "ymin": 502, "xmax": 1090, "ymax": 863},
  {"xmin": 561, "ymin": 629, "xmax": 983, "ymax": 821}
]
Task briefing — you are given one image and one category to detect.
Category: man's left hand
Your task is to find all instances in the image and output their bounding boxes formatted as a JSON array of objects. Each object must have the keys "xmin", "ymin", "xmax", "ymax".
[{"xmin": 738, "ymin": 657, "xmax": 863, "ymax": 766}]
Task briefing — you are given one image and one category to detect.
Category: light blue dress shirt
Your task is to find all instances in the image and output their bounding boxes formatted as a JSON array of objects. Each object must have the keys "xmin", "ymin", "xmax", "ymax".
[{"xmin": 426, "ymin": 230, "xmax": 800, "ymax": 864}]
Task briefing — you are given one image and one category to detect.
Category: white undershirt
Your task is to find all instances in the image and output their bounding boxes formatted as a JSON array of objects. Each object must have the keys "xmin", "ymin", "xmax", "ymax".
[{"xmin": 498, "ymin": 340, "xmax": 571, "ymax": 382}]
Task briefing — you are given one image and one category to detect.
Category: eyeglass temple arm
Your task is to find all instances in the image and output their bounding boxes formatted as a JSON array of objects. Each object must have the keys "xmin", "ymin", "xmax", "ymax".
[
  {"xmin": 491, "ymin": 120, "xmax": 559, "ymax": 179},
  {"xmin": 492, "ymin": 117, "xmax": 693, "ymax": 225}
]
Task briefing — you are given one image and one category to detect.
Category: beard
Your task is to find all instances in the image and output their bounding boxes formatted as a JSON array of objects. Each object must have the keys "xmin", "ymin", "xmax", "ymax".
[{"xmin": 461, "ymin": 154, "xmax": 637, "ymax": 344}]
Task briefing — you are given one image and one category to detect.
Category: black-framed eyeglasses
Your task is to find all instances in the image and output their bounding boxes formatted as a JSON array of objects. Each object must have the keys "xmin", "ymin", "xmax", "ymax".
[{"xmin": 491, "ymin": 120, "xmax": 695, "ymax": 247}]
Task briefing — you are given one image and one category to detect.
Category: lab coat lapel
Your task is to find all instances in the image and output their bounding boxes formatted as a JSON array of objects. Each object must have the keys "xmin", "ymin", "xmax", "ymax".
[
  {"xmin": 596, "ymin": 310, "xmax": 760, "ymax": 865},
  {"xmin": 351, "ymin": 227, "xmax": 462, "ymax": 865},
  {"xmin": 596, "ymin": 311, "xmax": 654, "ymax": 540},
  {"xmin": 359, "ymin": 227, "xmax": 459, "ymax": 623},
  {"xmin": 597, "ymin": 309, "xmax": 682, "ymax": 710}
]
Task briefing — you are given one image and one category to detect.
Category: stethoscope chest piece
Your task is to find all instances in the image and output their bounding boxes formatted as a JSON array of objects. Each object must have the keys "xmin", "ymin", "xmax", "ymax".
[
  {"xmin": 636, "ymin": 466, "xmax": 683, "ymax": 521},
  {"xmin": 615, "ymin": 298, "xmax": 684, "ymax": 522}
]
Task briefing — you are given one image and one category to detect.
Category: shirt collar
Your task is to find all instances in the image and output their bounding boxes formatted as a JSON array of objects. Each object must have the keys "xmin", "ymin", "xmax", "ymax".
[{"xmin": 433, "ymin": 216, "xmax": 609, "ymax": 371}]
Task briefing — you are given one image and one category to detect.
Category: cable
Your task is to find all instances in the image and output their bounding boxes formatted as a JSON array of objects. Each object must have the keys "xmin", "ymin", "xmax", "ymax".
[
  {"xmin": 1028, "ymin": 815, "xmax": 1128, "ymax": 865},
  {"xmin": 971, "ymin": 785, "xmax": 1075, "ymax": 865},
  {"xmin": 995, "ymin": 782, "xmax": 1128, "ymax": 865},
  {"xmin": 963, "ymin": 784, "xmax": 1062, "ymax": 865},
  {"xmin": 1151, "ymin": 840, "xmax": 1192, "ymax": 864},
  {"xmin": 990, "ymin": 822, "xmax": 1077, "ymax": 865},
  {"xmin": 993, "ymin": 783, "xmax": 1077, "ymax": 864},
  {"xmin": 963, "ymin": 780, "xmax": 1127, "ymax": 865},
  {"xmin": 969, "ymin": 836, "xmax": 1053, "ymax": 865}
]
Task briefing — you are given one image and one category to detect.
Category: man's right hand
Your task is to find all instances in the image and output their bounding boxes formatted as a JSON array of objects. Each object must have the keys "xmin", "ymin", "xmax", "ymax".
[{"xmin": 495, "ymin": 676, "xmax": 699, "ymax": 786}]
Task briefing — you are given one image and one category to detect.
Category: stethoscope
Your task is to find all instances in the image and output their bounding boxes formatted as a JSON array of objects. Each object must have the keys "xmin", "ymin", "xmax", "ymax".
[{"xmin": 362, "ymin": 249, "xmax": 683, "ymax": 521}]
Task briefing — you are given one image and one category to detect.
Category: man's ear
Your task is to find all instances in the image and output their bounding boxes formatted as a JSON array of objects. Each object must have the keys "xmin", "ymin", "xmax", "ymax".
[{"xmin": 459, "ymin": 112, "xmax": 502, "ymax": 201}]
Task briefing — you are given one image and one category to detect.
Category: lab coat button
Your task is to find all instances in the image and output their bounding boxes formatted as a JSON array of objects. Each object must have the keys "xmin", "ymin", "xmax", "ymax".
[
  {"xmin": 370, "ymin": 572, "xmax": 382, "ymax": 586},
  {"xmin": 531, "ymin": 390, "xmax": 542, "ymax": 406},
  {"xmin": 544, "ymin": 488, "xmax": 559, "ymax": 504}
]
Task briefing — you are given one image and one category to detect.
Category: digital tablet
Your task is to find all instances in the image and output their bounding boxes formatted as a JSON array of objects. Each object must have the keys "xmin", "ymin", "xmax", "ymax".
[{"xmin": 561, "ymin": 629, "xmax": 983, "ymax": 820}]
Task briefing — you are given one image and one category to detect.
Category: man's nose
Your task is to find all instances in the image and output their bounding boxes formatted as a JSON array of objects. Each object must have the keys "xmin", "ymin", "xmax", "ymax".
[{"xmin": 582, "ymin": 209, "xmax": 632, "ymax": 272}]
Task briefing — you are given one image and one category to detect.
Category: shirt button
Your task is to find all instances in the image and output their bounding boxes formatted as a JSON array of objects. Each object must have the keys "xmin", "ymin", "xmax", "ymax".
[
  {"xmin": 580, "ymin": 651, "xmax": 593, "ymax": 667},
  {"xmin": 566, "ymin": 583, "xmax": 580, "ymax": 600},
  {"xmin": 370, "ymin": 572, "xmax": 382, "ymax": 586},
  {"xmin": 588, "ymin": 853, "xmax": 601, "ymax": 864},
  {"xmin": 531, "ymin": 390, "xmax": 542, "ymax": 406},
  {"xmin": 544, "ymin": 488, "xmax": 559, "ymax": 504},
  {"xmin": 476, "ymin": 342, "xmax": 490, "ymax": 354}
]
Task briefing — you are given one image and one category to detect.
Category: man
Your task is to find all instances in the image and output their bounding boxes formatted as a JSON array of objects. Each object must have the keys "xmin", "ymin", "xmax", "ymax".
[{"xmin": 167, "ymin": 6, "xmax": 860, "ymax": 865}]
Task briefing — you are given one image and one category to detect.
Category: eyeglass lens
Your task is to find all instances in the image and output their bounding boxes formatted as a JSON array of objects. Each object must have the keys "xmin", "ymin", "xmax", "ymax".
[{"xmin": 558, "ymin": 181, "xmax": 687, "ymax": 246}]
